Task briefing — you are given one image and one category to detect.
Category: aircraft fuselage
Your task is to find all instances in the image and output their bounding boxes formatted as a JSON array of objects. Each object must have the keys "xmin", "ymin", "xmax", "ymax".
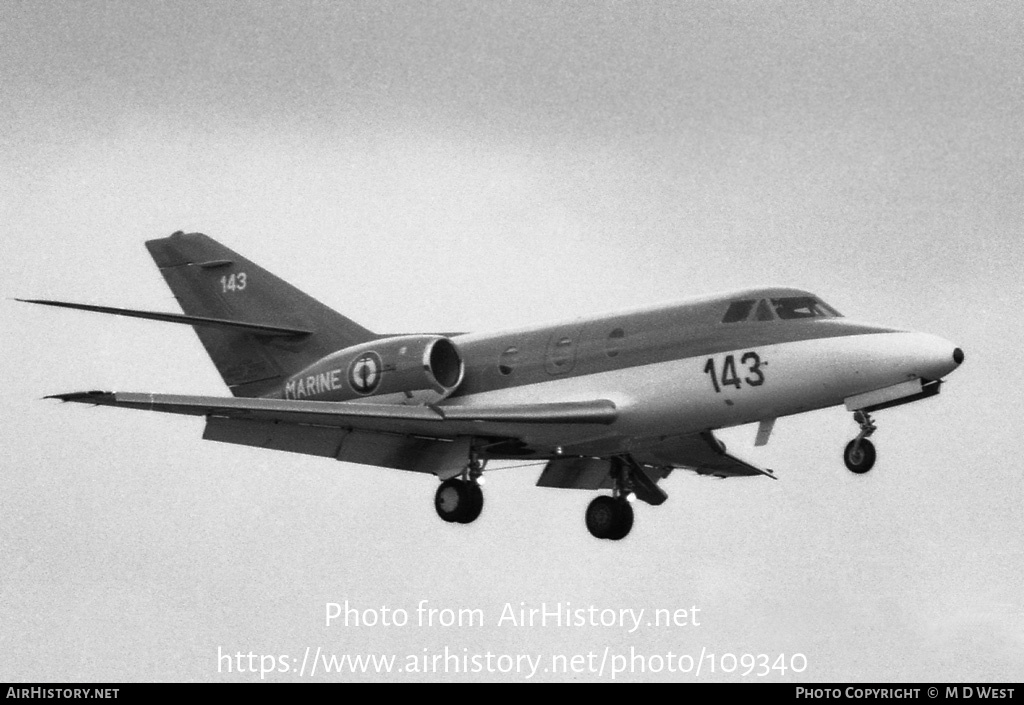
[{"xmin": 441, "ymin": 287, "xmax": 961, "ymax": 459}]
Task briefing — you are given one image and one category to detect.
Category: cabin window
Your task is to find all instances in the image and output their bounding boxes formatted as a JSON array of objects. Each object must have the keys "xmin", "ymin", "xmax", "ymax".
[
  {"xmin": 722, "ymin": 300, "xmax": 756, "ymax": 323},
  {"xmin": 771, "ymin": 296, "xmax": 842, "ymax": 320},
  {"xmin": 544, "ymin": 325, "xmax": 583, "ymax": 375},
  {"xmin": 606, "ymin": 328, "xmax": 626, "ymax": 357},
  {"xmin": 498, "ymin": 346, "xmax": 519, "ymax": 375},
  {"xmin": 549, "ymin": 337, "xmax": 574, "ymax": 369}
]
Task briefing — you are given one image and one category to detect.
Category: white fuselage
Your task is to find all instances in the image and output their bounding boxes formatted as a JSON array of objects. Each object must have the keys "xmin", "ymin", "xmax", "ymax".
[{"xmin": 447, "ymin": 324, "xmax": 960, "ymax": 458}]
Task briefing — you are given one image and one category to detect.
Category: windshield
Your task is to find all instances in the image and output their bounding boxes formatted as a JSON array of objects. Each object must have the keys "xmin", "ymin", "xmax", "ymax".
[
  {"xmin": 721, "ymin": 300, "xmax": 756, "ymax": 323},
  {"xmin": 722, "ymin": 295, "xmax": 842, "ymax": 323},
  {"xmin": 771, "ymin": 296, "xmax": 842, "ymax": 319}
]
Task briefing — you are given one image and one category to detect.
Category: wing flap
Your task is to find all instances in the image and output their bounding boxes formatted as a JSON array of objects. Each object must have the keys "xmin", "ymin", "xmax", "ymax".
[
  {"xmin": 632, "ymin": 431, "xmax": 777, "ymax": 479},
  {"xmin": 536, "ymin": 457, "xmax": 615, "ymax": 491},
  {"xmin": 536, "ymin": 457, "xmax": 670, "ymax": 505},
  {"xmin": 203, "ymin": 416, "xmax": 473, "ymax": 475}
]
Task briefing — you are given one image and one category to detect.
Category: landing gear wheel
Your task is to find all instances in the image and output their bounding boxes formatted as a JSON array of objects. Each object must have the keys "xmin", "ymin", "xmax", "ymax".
[
  {"xmin": 585, "ymin": 496, "xmax": 634, "ymax": 540},
  {"xmin": 434, "ymin": 478, "xmax": 484, "ymax": 524},
  {"xmin": 606, "ymin": 500, "xmax": 633, "ymax": 541},
  {"xmin": 844, "ymin": 438, "xmax": 876, "ymax": 474},
  {"xmin": 460, "ymin": 481, "xmax": 484, "ymax": 524}
]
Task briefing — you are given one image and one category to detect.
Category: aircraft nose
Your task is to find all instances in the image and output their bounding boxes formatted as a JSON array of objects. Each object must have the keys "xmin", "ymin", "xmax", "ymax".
[{"xmin": 902, "ymin": 332, "xmax": 962, "ymax": 380}]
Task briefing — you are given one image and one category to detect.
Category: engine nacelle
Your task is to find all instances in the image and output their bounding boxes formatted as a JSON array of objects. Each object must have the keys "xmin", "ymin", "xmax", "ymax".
[{"xmin": 281, "ymin": 335, "xmax": 464, "ymax": 404}]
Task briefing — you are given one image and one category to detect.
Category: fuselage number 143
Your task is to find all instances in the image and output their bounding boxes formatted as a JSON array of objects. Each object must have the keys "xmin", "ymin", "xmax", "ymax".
[{"xmin": 703, "ymin": 351, "xmax": 766, "ymax": 393}]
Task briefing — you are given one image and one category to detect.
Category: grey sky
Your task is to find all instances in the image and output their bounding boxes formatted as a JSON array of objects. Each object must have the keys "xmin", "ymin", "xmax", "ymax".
[{"xmin": 2, "ymin": 0, "xmax": 1022, "ymax": 681}]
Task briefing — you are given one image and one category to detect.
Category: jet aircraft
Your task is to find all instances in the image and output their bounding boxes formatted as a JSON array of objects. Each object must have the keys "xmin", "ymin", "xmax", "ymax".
[{"xmin": 23, "ymin": 232, "xmax": 964, "ymax": 540}]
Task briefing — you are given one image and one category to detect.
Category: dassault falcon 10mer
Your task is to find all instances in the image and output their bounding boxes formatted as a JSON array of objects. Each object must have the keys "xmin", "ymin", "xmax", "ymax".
[{"xmin": 23, "ymin": 232, "xmax": 964, "ymax": 540}]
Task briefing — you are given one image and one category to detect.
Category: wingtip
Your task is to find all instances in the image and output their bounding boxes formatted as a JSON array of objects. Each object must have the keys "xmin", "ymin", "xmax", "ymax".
[
  {"xmin": 16, "ymin": 298, "xmax": 64, "ymax": 307},
  {"xmin": 44, "ymin": 390, "xmax": 113, "ymax": 403}
]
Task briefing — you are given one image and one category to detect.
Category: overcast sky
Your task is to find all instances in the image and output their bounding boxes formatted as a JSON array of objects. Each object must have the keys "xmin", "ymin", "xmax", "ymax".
[{"xmin": 2, "ymin": 0, "xmax": 1022, "ymax": 682}]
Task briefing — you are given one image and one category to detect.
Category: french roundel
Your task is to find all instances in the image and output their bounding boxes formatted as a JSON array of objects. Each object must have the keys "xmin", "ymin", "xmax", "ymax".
[{"xmin": 348, "ymin": 352, "xmax": 382, "ymax": 395}]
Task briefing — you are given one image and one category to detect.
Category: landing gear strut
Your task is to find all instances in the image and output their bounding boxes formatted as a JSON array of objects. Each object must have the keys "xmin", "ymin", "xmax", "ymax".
[
  {"xmin": 434, "ymin": 459, "xmax": 484, "ymax": 524},
  {"xmin": 585, "ymin": 457, "xmax": 638, "ymax": 541},
  {"xmin": 844, "ymin": 410, "xmax": 877, "ymax": 474}
]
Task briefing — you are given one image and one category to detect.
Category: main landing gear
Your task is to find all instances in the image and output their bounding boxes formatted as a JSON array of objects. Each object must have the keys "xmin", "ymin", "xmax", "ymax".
[
  {"xmin": 844, "ymin": 410, "xmax": 877, "ymax": 474},
  {"xmin": 434, "ymin": 459, "xmax": 484, "ymax": 524},
  {"xmin": 433, "ymin": 453, "xmax": 662, "ymax": 541},
  {"xmin": 585, "ymin": 456, "xmax": 645, "ymax": 541},
  {"xmin": 586, "ymin": 495, "xmax": 634, "ymax": 541}
]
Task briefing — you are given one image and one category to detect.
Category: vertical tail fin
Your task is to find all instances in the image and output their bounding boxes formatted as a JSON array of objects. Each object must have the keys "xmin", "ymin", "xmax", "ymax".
[{"xmin": 145, "ymin": 231, "xmax": 375, "ymax": 397}]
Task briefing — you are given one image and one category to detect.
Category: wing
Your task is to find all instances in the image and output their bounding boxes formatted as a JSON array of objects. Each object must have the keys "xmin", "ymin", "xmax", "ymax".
[
  {"xmin": 632, "ymin": 431, "xmax": 777, "ymax": 479},
  {"xmin": 47, "ymin": 391, "xmax": 617, "ymax": 476},
  {"xmin": 47, "ymin": 391, "xmax": 617, "ymax": 429}
]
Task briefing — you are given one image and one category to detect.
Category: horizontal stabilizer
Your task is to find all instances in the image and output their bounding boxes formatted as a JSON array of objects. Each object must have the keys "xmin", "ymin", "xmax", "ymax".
[{"xmin": 17, "ymin": 299, "xmax": 311, "ymax": 337}]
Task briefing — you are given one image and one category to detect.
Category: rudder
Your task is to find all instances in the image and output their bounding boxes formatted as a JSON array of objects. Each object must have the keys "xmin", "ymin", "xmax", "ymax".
[{"xmin": 145, "ymin": 231, "xmax": 375, "ymax": 397}]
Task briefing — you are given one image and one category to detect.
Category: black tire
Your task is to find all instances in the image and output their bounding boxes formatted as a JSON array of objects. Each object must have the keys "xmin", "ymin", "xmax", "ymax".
[
  {"xmin": 434, "ymin": 478, "xmax": 484, "ymax": 524},
  {"xmin": 844, "ymin": 439, "xmax": 876, "ymax": 474},
  {"xmin": 458, "ymin": 481, "xmax": 484, "ymax": 524},
  {"xmin": 586, "ymin": 496, "xmax": 617, "ymax": 539},
  {"xmin": 585, "ymin": 496, "xmax": 633, "ymax": 540},
  {"xmin": 606, "ymin": 500, "xmax": 634, "ymax": 541}
]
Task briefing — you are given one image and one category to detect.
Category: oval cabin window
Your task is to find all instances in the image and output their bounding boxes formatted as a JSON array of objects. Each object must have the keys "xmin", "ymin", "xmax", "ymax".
[
  {"xmin": 498, "ymin": 346, "xmax": 519, "ymax": 375},
  {"xmin": 606, "ymin": 328, "xmax": 626, "ymax": 358}
]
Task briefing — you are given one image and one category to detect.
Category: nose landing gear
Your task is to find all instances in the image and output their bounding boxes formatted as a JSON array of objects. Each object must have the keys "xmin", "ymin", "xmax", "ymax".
[{"xmin": 844, "ymin": 410, "xmax": 877, "ymax": 474}]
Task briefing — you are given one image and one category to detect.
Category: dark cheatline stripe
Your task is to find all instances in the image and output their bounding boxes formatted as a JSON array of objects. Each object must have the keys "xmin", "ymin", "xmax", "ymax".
[{"xmin": 451, "ymin": 318, "xmax": 900, "ymax": 398}]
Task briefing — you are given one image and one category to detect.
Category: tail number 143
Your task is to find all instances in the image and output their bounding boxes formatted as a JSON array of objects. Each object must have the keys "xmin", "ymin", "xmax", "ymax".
[
  {"xmin": 703, "ymin": 352, "xmax": 766, "ymax": 393},
  {"xmin": 220, "ymin": 272, "xmax": 247, "ymax": 292}
]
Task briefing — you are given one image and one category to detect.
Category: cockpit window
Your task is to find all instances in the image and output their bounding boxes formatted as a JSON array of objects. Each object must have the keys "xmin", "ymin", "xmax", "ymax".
[
  {"xmin": 721, "ymin": 300, "xmax": 756, "ymax": 323},
  {"xmin": 723, "ymin": 295, "xmax": 840, "ymax": 323},
  {"xmin": 771, "ymin": 297, "xmax": 842, "ymax": 320},
  {"xmin": 755, "ymin": 299, "xmax": 774, "ymax": 321}
]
